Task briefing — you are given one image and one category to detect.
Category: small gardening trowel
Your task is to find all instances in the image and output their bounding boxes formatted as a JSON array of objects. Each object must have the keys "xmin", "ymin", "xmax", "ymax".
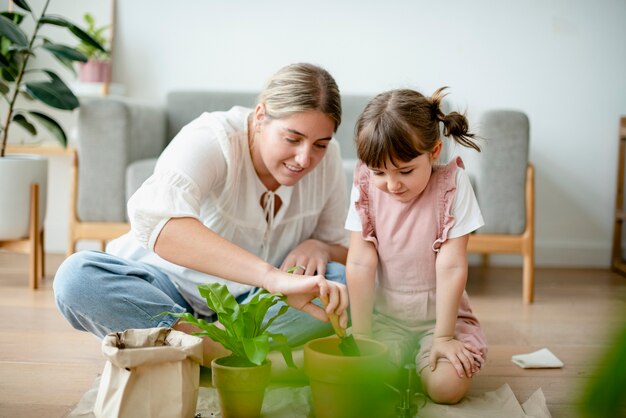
[
  {"xmin": 320, "ymin": 292, "xmax": 361, "ymax": 357},
  {"xmin": 287, "ymin": 265, "xmax": 360, "ymax": 356}
]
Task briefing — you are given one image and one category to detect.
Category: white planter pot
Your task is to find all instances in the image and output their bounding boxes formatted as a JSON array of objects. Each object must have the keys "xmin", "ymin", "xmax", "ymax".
[{"xmin": 0, "ymin": 155, "xmax": 48, "ymax": 240}]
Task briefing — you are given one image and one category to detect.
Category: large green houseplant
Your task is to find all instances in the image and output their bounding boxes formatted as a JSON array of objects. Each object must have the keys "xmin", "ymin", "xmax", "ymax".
[
  {"xmin": 0, "ymin": 0, "xmax": 104, "ymax": 241},
  {"xmin": 0, "ymin": 0, "xmax": 105, "ymax": 156},
  {"xmin": 173, "ymin": 282, "xmax": 295, "ymax": 418}
]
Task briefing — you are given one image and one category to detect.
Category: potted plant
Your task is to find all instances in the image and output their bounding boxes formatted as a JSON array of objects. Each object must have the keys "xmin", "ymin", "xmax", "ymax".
[
  {"xmin": 304, "ymin": 335, "xmax": 394, "ymax": 418},
  {"xmin": 172, "ymin": 282, "xmax": 295, "ymax": 418},
  {"xmin": 0, "ymin": 0, "xmax": 105, "ymax": 241},
  {"xmin": 76, "ymin": 12, "xmax": 110, "ymax": 84}
]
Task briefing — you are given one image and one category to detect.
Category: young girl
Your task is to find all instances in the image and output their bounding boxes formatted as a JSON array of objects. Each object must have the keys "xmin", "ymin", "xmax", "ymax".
[{"xmin": 345, "ymin": 87, "xmax": 487, "ymax": 404}]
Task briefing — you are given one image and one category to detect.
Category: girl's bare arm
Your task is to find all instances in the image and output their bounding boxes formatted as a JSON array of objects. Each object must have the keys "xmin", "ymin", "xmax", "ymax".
[
  {"xmin": 434, "ymin": 234, "xmax": 469, "ymax": 338},
  {"xmin": 345, "ymin": 232, "xmax": 378, "ymax": 336}
]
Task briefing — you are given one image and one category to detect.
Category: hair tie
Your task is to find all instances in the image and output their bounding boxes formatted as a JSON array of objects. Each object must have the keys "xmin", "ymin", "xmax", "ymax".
[{"xmin": 431, "ymin": 102, "xmax": 444, "ymax": 123}]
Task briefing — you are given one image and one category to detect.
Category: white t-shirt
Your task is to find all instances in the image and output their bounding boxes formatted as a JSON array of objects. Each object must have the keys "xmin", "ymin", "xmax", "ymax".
[
  {"xmin": 344, "ymin": 167, "xmax": 484, "ymax": 239},
  {"xmin": 107, "ymin": 106, "xmax": 348, "ymax": 316}
]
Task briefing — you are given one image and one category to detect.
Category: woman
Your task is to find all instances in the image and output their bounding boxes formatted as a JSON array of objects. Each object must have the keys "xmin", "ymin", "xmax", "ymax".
[{"xmin": 54, "ymin": 63, "xmax": 350, "ymax": 365}]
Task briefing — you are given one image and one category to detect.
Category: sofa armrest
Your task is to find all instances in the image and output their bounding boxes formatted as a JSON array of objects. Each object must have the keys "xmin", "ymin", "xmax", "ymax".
[
  {"xmin": 474, "ymin": 110, "xmax": 530, "ymax": 234},
  {"xmin": 76, "ymin": 97, "xmax": 167, "ymax": 222}
]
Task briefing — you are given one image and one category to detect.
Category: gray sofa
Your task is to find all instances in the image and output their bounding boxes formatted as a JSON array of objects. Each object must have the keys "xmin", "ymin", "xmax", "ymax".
[{"xmin": 71, "ymin": 91, "xmax": 534, "ymax": 302}]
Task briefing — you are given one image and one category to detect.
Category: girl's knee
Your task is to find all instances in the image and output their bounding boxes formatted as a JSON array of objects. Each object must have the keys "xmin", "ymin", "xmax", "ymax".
[
  {"xmin": 428, "ymin": 382, "xmax": 468, "ymax": 405},
  {"xmin": 422, "ymin": 366, "xmax": 471, "ymax": 405}
]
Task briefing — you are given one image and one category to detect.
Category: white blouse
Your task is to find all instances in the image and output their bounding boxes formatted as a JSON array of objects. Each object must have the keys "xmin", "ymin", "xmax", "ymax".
[{"xmin": 107, "ymin": 106, "xmax": 349, "ymax": 316}]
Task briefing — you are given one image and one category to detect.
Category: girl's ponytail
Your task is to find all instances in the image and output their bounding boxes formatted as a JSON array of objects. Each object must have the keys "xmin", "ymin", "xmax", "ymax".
[{"xmin": 430, "ymin": 87, "xmax": 481, "ymax": 152}]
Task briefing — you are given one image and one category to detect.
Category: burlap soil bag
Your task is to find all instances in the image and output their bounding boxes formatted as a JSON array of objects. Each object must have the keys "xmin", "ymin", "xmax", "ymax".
[{"xmin": 93, "ymin": 327, "xmax": 203, "ymax": 418}]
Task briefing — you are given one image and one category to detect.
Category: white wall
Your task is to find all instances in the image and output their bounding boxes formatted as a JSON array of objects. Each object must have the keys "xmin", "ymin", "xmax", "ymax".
[{"xmin": 11, "ymin": 0, "xmax": 626, "ymax": 267}]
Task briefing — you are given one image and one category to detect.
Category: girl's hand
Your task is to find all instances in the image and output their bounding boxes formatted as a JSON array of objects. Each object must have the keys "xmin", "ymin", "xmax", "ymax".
[
  {"xmin": 280, "ymin": 239, "xmax": 330, "ymax": 276},
  {"xmin": 429, "ymin": 336, "xmax": 483, "ymax": 378},
  {"xmin": 262, "ymin": 268, "xmax": 349, "ymax": 327}
]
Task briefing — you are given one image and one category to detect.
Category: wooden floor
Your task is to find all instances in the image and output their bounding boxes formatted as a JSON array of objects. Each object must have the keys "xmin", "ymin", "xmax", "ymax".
[{"xmin": 0, "ymin": 253, "xmax": 625, "ymax": 418}]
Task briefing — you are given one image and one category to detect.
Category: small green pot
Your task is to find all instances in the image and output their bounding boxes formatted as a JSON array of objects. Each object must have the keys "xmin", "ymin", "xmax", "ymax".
[
  {"xmin": 211, "ymin": 356, "xmax": 271, "ymax": 418},
  {"xmin": 304, "ymin": 336, "xmax": 393, "ymax": 418}
]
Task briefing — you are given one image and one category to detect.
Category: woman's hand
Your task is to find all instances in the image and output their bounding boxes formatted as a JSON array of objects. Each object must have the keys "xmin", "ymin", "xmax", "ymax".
[
  {"xmin": 280, "ymin": 239, "xmax": 330, "ymax": 276},
  {"xmin": 262, "ymin": 268, "xmax": 349, "ymax": 328},
  {"xmin": 429, "ymin": 336, "xmax": 483, "ymax": 378}
]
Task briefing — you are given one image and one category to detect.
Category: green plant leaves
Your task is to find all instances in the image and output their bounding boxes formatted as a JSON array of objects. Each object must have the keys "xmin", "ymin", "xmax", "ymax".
[
  {"xmin": 12, "ymin": 0, "xmax": 32, "ymax": 13},
  {"xmin": 198, "ymin": 283, "xmax": 245, "ymax": 340},
  {"xmin": 40, "ymin": 15, "xmax": 106, "ymax": 54},
  {"xmin": 0, "ymin": 52, "xmax": 10, "ymax": 67},
  {"xmin": 199, "ymin": 283, "xmax": 240, "ymax": 315},
  {"xmin": 172, "ymin": 282, "xmax": 294, "ymax": 367},
  {"xmin": 9, "ymin": 110, "xmax": 68, "ymax": 148},
  {"xmin": 77, "ymin": 13, "xmax": 109, "ymax": 60},
  {"xmin": 267, "ymin": 333, "xmax": 296, "ymax": 368},
  {"xmin": 28, "ymin": 111, "xmax": 67, "ymax": 147},
  {"xmin": 42, "ymin": 43, "xmax": 88, "ymax": 63},
  {"xmin": 0, "ymin": 14, "xmax": 28, "ymax": 47},
  {"xmin": 12, "ymin": 113, "xmax": 36, "ymax": 135},
  {"xmin": 24, "ymin": 70, "xmax": 79, "ymax": 110},
  {"xmin": 242, "ymin": 334, "xmax": 270, "ymax": 366}
]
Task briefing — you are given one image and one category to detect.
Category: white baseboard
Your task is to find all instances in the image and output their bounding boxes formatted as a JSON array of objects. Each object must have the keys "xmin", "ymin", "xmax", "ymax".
[{"xmin": 469, "ymin": 240, "xmax": 610, "ymax": 268}]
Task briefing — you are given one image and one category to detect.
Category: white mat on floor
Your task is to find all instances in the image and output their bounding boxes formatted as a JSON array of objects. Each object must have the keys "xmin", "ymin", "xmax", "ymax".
[{"xmin": 67, "ymin": 376, "xmax": 551, "ymax": 418}]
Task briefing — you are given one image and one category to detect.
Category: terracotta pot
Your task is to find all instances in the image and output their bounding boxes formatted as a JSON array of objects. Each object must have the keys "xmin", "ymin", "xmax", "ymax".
[
  {"xmin": 211, "ymin": 356, "xmax": 271, "ymax": 418},
  {"xmin": 0, "ymin": 155, "xmax": 47, "ymax": 240},
  {"xmin": 304, "ymin": 336, "xmax": 394, "ymax": 418},
  {"xmin": 78, "ymin": 60, "xmax": 111, "ymax": 83}
]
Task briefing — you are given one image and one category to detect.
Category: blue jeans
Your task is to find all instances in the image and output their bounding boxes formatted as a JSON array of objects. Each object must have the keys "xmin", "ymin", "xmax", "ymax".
[{"xmin": 53, "ymin": 251, "xmax": 346, "ymax": 347}]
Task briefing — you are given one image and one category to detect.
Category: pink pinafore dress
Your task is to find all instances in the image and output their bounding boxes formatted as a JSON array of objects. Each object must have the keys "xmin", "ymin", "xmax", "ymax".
[{"xmin": 354, "ymin": 157, "xmax": 487, "ymax": 371}]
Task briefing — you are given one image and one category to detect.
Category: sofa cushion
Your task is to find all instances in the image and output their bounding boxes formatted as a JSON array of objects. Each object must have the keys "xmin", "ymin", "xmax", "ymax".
[{"xmin": 166, "ymin": 91, "xmax": 258, "ymax": 141}]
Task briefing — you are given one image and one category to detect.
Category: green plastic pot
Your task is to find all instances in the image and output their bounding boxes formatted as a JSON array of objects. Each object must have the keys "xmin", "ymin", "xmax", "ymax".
[
  {"xmin": 211, "ymin": 356, "xmax": 271, "ymax": 418},
  {"xmin": 304, "ymin": 335, "xmax": 394, "ymax": 418}
]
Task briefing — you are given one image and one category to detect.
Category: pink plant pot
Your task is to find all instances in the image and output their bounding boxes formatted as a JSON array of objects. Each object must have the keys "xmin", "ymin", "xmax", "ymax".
[{"xmin": 78, "ymin": 60, "xmax": 111, "ymax": 83}]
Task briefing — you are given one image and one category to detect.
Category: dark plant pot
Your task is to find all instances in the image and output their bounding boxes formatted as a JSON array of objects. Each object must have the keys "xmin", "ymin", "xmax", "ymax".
[
  {"xmin": 78, "ymin": 60, "xmax": 111, "ymax": 83},
  {"xmin": 304, "ymin": 336, "xmax": 394, "ymax": 418},
  {"xmin": 211, "ymin": 356, "xmax": 271, "ymax": 418}
]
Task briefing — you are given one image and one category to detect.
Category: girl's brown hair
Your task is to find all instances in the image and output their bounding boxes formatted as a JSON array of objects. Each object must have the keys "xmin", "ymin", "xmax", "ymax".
[{"xmin": 355, "ymin": 87, "xmax": 479, "ymax": 168}]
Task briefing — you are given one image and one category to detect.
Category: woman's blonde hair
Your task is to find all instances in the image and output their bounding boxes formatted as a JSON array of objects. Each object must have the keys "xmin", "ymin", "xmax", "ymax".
[
  {"xmin": 257, "ymin": 63, "xmax": 342, "ymax": 132},
  {"xmin": 355, "ymin": 87, "xmax": 480, "ymax": 168}
]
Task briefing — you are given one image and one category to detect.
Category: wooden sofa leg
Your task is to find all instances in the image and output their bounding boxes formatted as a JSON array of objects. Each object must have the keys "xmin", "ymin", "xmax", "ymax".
[
  {"xmin": 522, "ymin": 251, "xmax": 534, "ymax": 304},
  {"xmin": 29, "ymin": 184, "xmax": 40, "ymax": 290},
  {"xmin": 67, "ymin": 237, "xmax": 76, "ymax": 258},
  {"xmin": 37, "ymin": 229, "xmax": 44, "ymax": 281}
]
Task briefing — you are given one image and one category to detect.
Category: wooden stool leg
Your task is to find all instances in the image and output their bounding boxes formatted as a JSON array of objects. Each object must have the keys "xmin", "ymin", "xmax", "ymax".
[
  {"xmin": 38, "ymin": 228, "xmax": 44, "ymax": 281},
  {"xmin": 67, "ymin": 148, "xmax": 78, "ymax": 257},
  {"xmin": 29, "ymin": 183, "xmax": 40, "ymax": 290}
]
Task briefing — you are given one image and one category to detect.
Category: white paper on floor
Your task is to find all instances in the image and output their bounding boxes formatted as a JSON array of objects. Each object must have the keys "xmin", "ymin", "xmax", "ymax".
[
  {"xmin": 511, "ymin": 347, "xmax": 564, "ymax": 369},
  {"xmin": 68, "ymin": 377, "xmax": 551, "ymax": 418}
]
